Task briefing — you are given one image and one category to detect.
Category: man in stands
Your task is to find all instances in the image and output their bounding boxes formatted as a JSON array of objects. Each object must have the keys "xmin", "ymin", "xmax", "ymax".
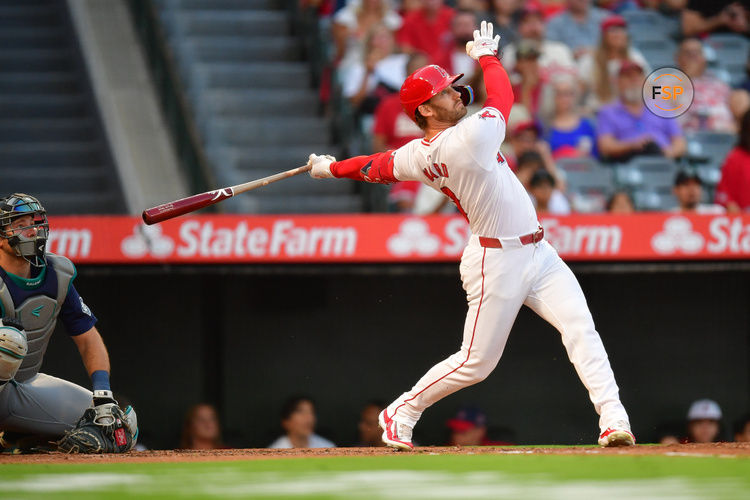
[
  {"xmin": 546, "ymin": 0, "xmax": 609, "ymax": 57},
  {"xmin": 675, "ymin": 37, "xmax": 735, "ymax": 133},
  {"xmin": 373, "ymin": 53, "xmax": 429, "ymax": 212},
  {"xmin": 501, "ymin": 2, "xmax": 576, "ymax": 75},
  {"xmin": 597, "ymin": 61, "xmax": 686, "ymax": 162},
  {"xmin": 672, "ymin": 170, "xmax": 724, "ymax": 214},
  {"xmin": 397, "ymin": 0, "xmax": 454, "ymax": 67}
]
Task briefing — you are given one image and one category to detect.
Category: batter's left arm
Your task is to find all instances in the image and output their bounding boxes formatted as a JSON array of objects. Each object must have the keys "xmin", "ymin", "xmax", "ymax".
[{"xmin": 307, "ymin": 150, "xmax": 401, "ymax": 184}]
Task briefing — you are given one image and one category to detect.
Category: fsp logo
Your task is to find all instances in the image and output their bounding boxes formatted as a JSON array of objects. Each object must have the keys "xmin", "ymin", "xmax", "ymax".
[{"xmin": 642, "ymin": 67, "xmax": 693, "ymax": 118}]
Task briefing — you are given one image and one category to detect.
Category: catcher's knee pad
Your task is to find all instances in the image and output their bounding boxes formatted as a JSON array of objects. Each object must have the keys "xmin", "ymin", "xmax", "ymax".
[{"xmin": 0, "ymin": 318, "xmax": 27, "ymax": 385}]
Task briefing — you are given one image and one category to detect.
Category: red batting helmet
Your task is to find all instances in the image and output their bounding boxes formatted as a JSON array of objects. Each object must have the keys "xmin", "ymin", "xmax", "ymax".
[{"xmin": 400, "ymin": 65, "xmax": 464, "ymax": 122}]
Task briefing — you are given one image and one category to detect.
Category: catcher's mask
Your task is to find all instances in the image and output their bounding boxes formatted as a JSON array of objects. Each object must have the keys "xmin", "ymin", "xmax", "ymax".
[{"xmin": 0, "ymin": 193, "xmax": 49, "ymax": 268}]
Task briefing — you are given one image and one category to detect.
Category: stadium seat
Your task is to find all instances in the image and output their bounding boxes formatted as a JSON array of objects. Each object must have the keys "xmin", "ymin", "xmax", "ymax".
[
  {"xmin": 156, "ymin": 0, "xmax": 362, "ymax": 213},
  {"xmin": 632, "ymin": 189, "xmax": 676, "ymax": 211},
  {"xmin": 0, "ymin": 0, "xmax": 125, "ymax": 214},
  {"xmin": 556, "ymin": 157, "xmax": 600, "ymax": 173},
  {"xmin": 563, "ymin": 168, "xmax": 615, "ymax": 213},
  {"xmin": 705, "ymin": 34, "xmax": 749, "ymax": 86},
  {"xmin": 624, "ymin": 10, "xmax": 679, "ymax": 42},
  {"xmin": 633, "ymin": 39, "xmax": 677, "ymax": 69},
  {"xmin": 686, "ymin": 132, "xmax": 736, "ymax": 163},
  {"xmin": 695, "ymin": 164, "xmax": 722, "ymax": 188}
]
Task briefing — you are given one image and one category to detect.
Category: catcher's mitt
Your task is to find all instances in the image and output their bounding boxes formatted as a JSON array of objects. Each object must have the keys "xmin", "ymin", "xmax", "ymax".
[{"xmin": 57, "ymin": 393, "xmax": 137, "ymax": 454}]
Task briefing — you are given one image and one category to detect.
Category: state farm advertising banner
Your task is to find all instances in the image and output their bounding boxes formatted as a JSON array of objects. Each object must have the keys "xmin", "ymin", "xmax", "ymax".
[{"xmin": 45, "ymin": 214, "xmax": 750, "ymax": 264}]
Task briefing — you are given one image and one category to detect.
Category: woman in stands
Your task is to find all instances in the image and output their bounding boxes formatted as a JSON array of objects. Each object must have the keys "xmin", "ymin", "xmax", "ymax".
[
  {"xmin": 341, "ymin": 24, "xmax": 408, "ymax": 117},
  {"xmin": 180, "ymin": 404, "xmax": 227, "ymax": 450},
  {"xmin": 540, "ymin": 72, "xmax": 598, "ymax": 159},
  {"xmin": 578, "ymin": 15, "xmax": 650, "ymax": 112},
  {"xmin": 715, "ymin": 109, "xmax": 750, "ymax": 213},
  {"xmin": 332, "ymin": 0, "xmax": 402, "ymax": 71}
]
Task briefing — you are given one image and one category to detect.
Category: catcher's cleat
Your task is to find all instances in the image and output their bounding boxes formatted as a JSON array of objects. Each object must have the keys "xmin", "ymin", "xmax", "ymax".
[
  {"xmin": 379, "ymin": 409, "xmax": 414, "ymax": 451},
  {"xmin": 599, "ymin": 422, "xmax": 636, "ymax": 447}
]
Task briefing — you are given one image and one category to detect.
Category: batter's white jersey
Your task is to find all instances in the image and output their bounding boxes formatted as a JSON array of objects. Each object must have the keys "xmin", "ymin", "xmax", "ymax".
[{"xmin": 392, "ymin": 106, "xmax": 539, "ymax": 239}]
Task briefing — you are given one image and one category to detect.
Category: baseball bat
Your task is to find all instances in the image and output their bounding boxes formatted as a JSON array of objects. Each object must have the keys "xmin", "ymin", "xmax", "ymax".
[{"xmin": 142, "ymin": 164, "xmax": 312, "ymax": 225}]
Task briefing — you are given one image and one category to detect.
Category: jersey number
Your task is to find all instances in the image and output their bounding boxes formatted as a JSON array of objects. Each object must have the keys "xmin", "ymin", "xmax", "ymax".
[{"xmin": 441, "ymin": 187, "xmax": 469, "ymax": 222}]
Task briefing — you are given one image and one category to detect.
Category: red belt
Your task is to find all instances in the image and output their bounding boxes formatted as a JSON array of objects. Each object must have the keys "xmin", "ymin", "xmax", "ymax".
[{"xmin": 478, "ymin": 228, "xmax": 544, "ymax": 249}]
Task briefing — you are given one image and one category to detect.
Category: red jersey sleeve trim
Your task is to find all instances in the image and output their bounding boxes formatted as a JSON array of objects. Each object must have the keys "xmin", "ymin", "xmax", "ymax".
[
  {"xmin": 330, "ymin": 150, "xmax": 398, "ymax": 184},
  {"xmin": 479, "ymin": 56, "xmax": 513, "ymax": 123}
]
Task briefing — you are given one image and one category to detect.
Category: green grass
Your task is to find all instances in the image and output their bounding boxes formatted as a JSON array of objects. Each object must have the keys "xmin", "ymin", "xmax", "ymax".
[{"xmin": 1, "ymin": 453, "xmax": 750, "ymax": 499}]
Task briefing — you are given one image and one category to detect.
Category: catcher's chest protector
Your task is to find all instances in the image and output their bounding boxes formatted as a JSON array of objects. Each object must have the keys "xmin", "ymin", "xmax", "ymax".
[{"xmin": 0, "ymin": 254, "xmax": 75, "ymax": 382}]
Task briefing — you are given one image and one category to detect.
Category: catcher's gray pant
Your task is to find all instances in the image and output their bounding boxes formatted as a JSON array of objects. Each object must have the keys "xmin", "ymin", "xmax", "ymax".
[{"xmin": 0, "ymin": 373, "xmax": 91, "ymax": 437}]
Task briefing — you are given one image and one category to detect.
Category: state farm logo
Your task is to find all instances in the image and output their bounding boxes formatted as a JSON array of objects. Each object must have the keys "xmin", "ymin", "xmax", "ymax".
[
  {"xmin": 387, "ymin": 219, "xmax": 441, "ymax": 257},
  {"xmin": 121, "ymin": 224, "xmax": 175, "ymax": 258},
  {"xmin": 47, "ymin": 229, "xmax": 92, "ymax": 258},
  {"xmin": 651, "ymin": 217, "xmax": 703, "ymax": 254},
  {"xmin": 120, "ymin": 220, "xmax": 358, "ymax": 259}
]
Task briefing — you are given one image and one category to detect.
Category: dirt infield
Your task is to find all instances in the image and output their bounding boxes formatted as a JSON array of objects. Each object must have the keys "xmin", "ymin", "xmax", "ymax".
[{"xmin": 1, "ymin": 442, "xmax": 749, "ymax": 464}]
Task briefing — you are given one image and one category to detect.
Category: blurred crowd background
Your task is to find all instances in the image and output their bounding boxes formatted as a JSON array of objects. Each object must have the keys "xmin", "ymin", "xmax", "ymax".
[
  {"xmin": 303, "ymin": 0, "xmax": 750, "ymax": 215},
  {"xmin": 171, "ymin": 397, "xmax": 750, "ymax": 449}
]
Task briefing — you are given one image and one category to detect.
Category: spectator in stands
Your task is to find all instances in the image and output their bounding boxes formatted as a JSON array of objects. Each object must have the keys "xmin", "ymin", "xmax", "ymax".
[
  {"xmin": 446, "ymin": 406, "xmax": 508, "ymax": 446},
  {"xmin": 715, "ymin": 109, "xmax": 750, "ymax": 213},
  {"xmin": 654, "ymin": 422, "xmax": 683, "ymax": 445},
  {"xmin": 480, "ymin": 0, "xmax": 522, "ymax": 49},
  {"xmin": 540, "ymin": 73, "xmax": 598, "ymax": 158},
  {"xmin": 444, "ymin": 10, "xmax": 480, "ymax": 76},
  {"xmin": 546, "ymin": 0, "xmax": 610, "ymax": 57},
  {"xmin": 397, "ymin": 0, "xmax": 455, "ymax": 67},
  {"xmin": 672, "ymin": 170, "xmax": 725, "ymax": 214},
  {"xmin": 342, "ymin": 24, "xmax": 408, "ymax": 116},
  {"xmin": 730, "ymin": 52, "xmax": 750, "ymax": 123},
  {"xmin": 268, "ymin": 396, "xmax": 336, "ymax": 448},
  {"xmin": 578, "ymin": 15, "xmax": 650, "ymax": 111},
  {"xmin": 502, "ymin": 2, "xmax": 576, "ymax": 74},
  {"xmin": 373, "ymin": 53, "xmax": 427, "ymax": 212},
  {"xmin": 516, "ymin": 151, "xmax": 571, "ymax": 213},
  {"xmin": 597, "ymin": 61, "xmax": 686, "ymax": 161},
  {"xmin": 681, "ymin": 2, "xmax": 748, "ymax": 38},
  {"xmin": 508, "ymin": 120, "xmax": 566, "ymax": 188},
  {"xmin": 530, "ymin": 169, "xmax": 571, "ymax": 214},
  {"xmin": 734, "ymin": 414, "xmax": 750, "ymax": 442},
  {"xmin": 675, "ymin": 37, "xmax": 735, "ymax": 133},
  {"xmin": 180, "ymin": 403, "xmax": 226, "ymax": 450},
  {"xmin": 607, "ymin": 190, "xmax": 635, "ymax": 213},
  {"xmin": 372, "ymin": 53, "xmax": 428, "ymax": 153},
  {"xmin": 686, "ymin": 399, "xmax": 723, "ymax": 443},
  {"xmin": 512, "ymin": 40, "xmax": 545, "ymax": 118},
  {"xmin": 357, "ymin": 401, "xmax": 386, "ymax": 446},
  {"xmin": 332, "ymin": 0, "xmax": 403, "ymax": 69}
]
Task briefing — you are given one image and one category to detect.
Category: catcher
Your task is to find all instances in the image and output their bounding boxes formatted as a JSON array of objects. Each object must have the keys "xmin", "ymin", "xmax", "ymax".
[{"xmin": 0, "ymin": 193, "xmax": 137, "ymax": 453}]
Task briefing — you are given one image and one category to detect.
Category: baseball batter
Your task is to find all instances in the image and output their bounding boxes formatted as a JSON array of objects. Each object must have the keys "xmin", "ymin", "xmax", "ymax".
[
  {"xmin": 0, "ymin": 194, "xmax": 137, "ymax": 453},
  {"xmin": 308, "ymin": 22, "xmax": 634, "ymax": 449}
]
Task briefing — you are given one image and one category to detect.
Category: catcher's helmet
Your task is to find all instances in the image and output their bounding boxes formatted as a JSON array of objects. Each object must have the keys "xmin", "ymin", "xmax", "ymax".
[
  {"xmin": 399, "ymin": 65, "xmax": 473, "ymax": 122},
  {"xmin": 0, "ymin": 193, "xmax": 49, "ymax": 268}
]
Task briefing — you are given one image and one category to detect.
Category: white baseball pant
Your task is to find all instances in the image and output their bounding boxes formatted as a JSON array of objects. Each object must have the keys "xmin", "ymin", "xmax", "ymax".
[{"xmin": 386, "ymin": 236, "xmax": 630, "ymax": 432}]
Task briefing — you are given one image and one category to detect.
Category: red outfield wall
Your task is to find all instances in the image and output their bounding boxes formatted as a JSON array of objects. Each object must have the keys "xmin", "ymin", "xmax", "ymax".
[{"xmin": 46, "ymin": 213, "xmax": 750, "ymax": 264}]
